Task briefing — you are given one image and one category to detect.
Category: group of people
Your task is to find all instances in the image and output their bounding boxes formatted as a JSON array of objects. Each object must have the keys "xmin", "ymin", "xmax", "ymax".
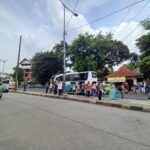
[
  {"xmin": 45, "ymin": 79, "xmax": 150, "ymax": 100},
  {"xmin": 132, "ymin": 81, "xmax": 150, "ymax": 94},
  {"xmin": 79, "ymin": 81, "xmax": 103, "ymax": 100},
  {"xmin": 45, "ymin": 80, "xmax": 106, "ymax": 100},
  {"xmin": 45, "ymin": 81, "xmax": 63, "ymax": 96}
]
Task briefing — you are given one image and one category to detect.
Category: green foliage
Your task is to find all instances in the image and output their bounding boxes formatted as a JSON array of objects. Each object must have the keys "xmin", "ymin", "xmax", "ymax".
[
  {"xmin": 136, "ymin": 18, "xmax": 150, "ymax": 79},
  {"xmin": 138, "ymin": 56, "xmax": 150, "ymax": 79},
  {"xmin": 126, "ymin": 53, "xmax": 139, "ymax": 71},
  {"xmin": 136, "ymin": 33, "xmax": 150, "ymax": 59},
  {"xmin": 12, "ymin": 67, "xmax": 24, "ymax": 84},
  {"xmin": 141, "ymin": 18, "xmax": 150, "ymax": 30},
  {"xmin": 32, "ymin": 51, "xmax": 63, "ymax": 85},
  {"xmin": 68, "ymin": 32, "xmax": 130, "ymax": 73},
  {"xmin": 52, "ymin": 40, "xmax": 68, "ymax": 57},
  {"xmin": 96, "ymin": 69, "xmax": 103, "ymax": 78}
]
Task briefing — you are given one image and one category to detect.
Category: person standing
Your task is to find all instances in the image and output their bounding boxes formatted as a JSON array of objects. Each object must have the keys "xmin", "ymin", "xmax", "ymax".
[
  {"xmin": 109, "ymin": 83, "xmax": 116, "ymax": 100},
  {"xmin": 49, "ymin": 82, "xmax": 53, "ymax": 94},
  {"xmin": 23, "ymin": 81, "xmax": 27, "ymax": 92},
  {"xmin": 82, "ymin": 82, "xmax": 86, "ymax": 95},
  {"xmin": 92, "ymin": 82, "xmax": 96, "ymax": 96},
  {"xmin": 119, "ymin": 83, "xmax": 124, "ymax": 99},
  {"xmin": 58, "ymin": 81, "xmax": 63, "ymax": 96},
  {"xmin": 54, "ymin": 81, "xmax": 58, "ymax": 95},
  {"xmin": 86, "ymin": 81, "xmax": 92, "ymax": 97},
  {"xmin": 124, "ymin": 82, "xmax": 129, "ymax": 93},
  {"xmin": 72, "ymin": 84, "xmax": 76, "ymax": 95},
  {"xmin": 45, "ymin": 82, "xmax": 49, "ymax": 93},
  {"xmin": 97, "ymin": 81, "xmax": 102, "ymax": 100}
]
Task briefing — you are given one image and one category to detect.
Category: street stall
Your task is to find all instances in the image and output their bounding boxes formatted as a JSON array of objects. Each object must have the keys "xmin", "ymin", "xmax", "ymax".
[{"xmin": 107, "ymin": 66, "xmax": 142, "ymax": 99}]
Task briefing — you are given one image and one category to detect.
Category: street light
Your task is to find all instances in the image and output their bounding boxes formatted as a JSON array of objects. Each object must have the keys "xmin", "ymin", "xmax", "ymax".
[
  {"xmin": 59, "ymin": 0, "xmax": 78, "ymax": 85},
  {"xmin": 0, "ymin": 59, "xmax": 8, "ymax": 84}
]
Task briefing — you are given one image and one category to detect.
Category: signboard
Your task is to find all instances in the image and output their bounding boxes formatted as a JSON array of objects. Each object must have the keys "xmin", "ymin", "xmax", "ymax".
[{"xmin": 107, "ymin": 77, "xmax": 126, "ymax": 83}]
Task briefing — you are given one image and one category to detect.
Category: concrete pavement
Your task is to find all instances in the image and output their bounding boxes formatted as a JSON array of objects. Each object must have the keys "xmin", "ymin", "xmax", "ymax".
[{"xmin": 0, "ymin": 93, "xmax": 150, "ymax": 150}]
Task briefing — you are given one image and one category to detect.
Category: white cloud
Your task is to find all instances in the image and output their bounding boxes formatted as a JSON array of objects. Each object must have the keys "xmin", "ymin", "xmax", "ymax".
[
  {"xmin": 74, "ymin": 0, "xmax": 109, "ymax": 13},
  {"xmin": 0, "ymin": 0, "xmax": 147, "ymax": 73},
  {"xmin": 112, "ymin": 21, "xmax": 145, "ymax": 53}
]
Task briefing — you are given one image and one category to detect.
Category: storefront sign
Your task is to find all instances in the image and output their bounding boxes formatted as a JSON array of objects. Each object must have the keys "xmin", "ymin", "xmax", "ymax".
[{"xmin": 107, "ymin": 77, "xmax": 126, "ymax": 83}]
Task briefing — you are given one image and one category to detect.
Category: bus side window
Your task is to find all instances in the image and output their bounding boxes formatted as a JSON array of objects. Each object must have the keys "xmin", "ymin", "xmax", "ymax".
[
  {"xmin": 80, "ymin": 73, "xmax": 88, "ymax": 80},
  {"xmin": 92, "ymin": 72, "xmax": 97, "ymax": 78},
  {"xmin": 56, "ymin": 76, "xmax": 61, "ymax": 81},
  {"xmin": 66, "ymin": 75, "xmax": 71, "ymax": 81}
]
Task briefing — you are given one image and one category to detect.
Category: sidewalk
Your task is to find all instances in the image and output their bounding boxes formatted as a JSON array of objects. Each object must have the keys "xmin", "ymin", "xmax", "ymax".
[{"xmin": 14, "ymin": 91, "xmax": 150, "ymax": 113}]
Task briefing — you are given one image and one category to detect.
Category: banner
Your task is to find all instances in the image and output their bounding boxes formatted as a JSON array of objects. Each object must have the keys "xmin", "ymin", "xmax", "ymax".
[{"xmin": 107, "ymin": 77, "xmax": 126, "ymax": 83}]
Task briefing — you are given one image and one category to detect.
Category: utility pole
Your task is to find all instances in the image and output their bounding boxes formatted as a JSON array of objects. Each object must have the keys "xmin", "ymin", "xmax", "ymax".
[
  {"xmin": 1, "ymin": 60, "xmax": 5, "ymax": 84},
  {"xmin": 63, "ymin": 5, "xmax": 66, "ymax": 83},
  {"xmin": 59, "ymin": 0, "xmax": 78, "ymax": 86},
  {"xmin": 15, "ymin": 35, "xmax": 22, "ymax": 91}
]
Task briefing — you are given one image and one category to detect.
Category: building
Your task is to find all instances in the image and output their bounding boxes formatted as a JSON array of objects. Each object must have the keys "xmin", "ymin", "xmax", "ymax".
[
  {"xmin": 20, "ymin": 58, "xmax": 32, "ymax": 82},
  {"xmin": 107, "ymin": 66, "xmax": 143, "ymax": 87}
]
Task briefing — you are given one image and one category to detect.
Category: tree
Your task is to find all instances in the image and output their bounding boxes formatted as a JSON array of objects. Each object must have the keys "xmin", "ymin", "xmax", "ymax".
[
  {"xmin": 68, "ymin": 32, "xmax": 130, "ymax": 74},
  {"xmin": 136, "ymin": 18, "xmax": 150, "ymax": 79},
  {"xmin": 12, "ymin": 67, "xmax": 24, "ymax": 84},
  {"xmin": 32, "ymin": 51, "xmax": 63, "ymax": 84},
  {"xmin": 52, "ymin": 40, "xmax": 69, "ymax": 58},
  {"xmin": 127, "ymin": 53, "xmax": 139, "ymax": 71}
]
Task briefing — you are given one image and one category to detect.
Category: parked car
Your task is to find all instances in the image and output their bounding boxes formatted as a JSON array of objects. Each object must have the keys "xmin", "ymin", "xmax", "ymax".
[{"xmin": 2, "ymin": 84, "xmax": 9, "ymax": 93}]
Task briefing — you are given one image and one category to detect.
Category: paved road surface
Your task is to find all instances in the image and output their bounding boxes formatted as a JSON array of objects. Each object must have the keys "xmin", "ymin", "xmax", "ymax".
[{"xmin": 0, "ymin": 93, "xmax": 150, "ymax": 150}]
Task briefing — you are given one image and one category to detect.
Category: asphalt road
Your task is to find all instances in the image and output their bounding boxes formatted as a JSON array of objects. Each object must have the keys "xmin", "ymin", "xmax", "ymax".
[{"xmin": 0, "ymin": 93, "xmax": 150, "ymax": 150}]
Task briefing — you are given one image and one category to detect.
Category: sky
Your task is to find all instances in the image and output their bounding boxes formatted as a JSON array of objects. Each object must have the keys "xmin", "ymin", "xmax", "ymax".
[{"xmin": 0, "ymin": 0, "xmax": 150, "ymax": 73}]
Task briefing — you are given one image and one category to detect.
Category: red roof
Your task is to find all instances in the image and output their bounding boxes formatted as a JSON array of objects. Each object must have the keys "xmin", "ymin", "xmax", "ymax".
[{"xmin": 107, "ymin": 66, "xmax": 138, "ymax": 77}]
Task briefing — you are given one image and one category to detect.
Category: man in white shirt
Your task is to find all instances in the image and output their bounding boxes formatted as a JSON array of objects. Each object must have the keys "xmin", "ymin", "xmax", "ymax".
[{"xmin": 58, "ymin": 81, "xmax": 63, "ymax": 96}]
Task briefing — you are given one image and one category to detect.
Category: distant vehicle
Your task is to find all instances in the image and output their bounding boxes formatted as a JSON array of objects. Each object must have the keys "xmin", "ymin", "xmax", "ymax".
[
  {"xmin": 51, "ymin": 71, "xmax": 98, "ymax": 93},
  {"xmin": 2, "ymin": 84, "xmax": 9, "ymax": 93},
  {"xmin": 9, "ymin": 79, "xmax": 16, "ymax": 91}
]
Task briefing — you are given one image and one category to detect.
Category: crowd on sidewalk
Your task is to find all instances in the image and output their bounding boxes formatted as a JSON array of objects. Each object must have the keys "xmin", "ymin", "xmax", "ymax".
[
  {"xmin": 44, "ymin": 81, "xmax": 129, "ymax": 101},
  {"xmin": 22, "ymin": 80, "xmax": 150, "ymax": 100}
]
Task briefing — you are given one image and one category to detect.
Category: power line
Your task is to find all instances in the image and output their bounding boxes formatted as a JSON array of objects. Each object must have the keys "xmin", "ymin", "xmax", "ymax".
[
  {"xmin": 22, "ymin": 0, "xmax": 147, "ymax": 53},
  {"xmin": 118, "ymin": 0, "xmax": 150, "ymax": 37},
  {"xmin": 112, "ymin": 0, "xmax": 137, "ymax": 34},
  {"xmin": 67, "ymin": 0, "xmax": 145, "ymax": 33},
  {"xmin": 37, "ymin": 38, "xmax": 61, "ymax": 52},
  {"xmin": 66, "ymin": 0, "xmax": 79, "ymax": 29},
  {"xmin": 34, "ymin": 0, "xmax": 79, "ymax": 52},
  {"xmin": 121, "ymin": 14, "xmax": 150, "ymax": 41},
  {"xmin": 122, "ymin": 23, "xmax": 141, "ymax": 41}
]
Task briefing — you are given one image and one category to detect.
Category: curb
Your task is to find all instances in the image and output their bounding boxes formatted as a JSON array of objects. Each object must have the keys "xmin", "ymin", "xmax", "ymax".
[{"xmin": 12, "ymin": 91, "xmax": 150, "ymax": 113}]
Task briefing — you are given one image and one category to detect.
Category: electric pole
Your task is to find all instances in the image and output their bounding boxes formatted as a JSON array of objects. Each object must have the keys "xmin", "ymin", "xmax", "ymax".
[{"xmin": 15, "ymin": 35, "xmax": 22, "ymax": 91}]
